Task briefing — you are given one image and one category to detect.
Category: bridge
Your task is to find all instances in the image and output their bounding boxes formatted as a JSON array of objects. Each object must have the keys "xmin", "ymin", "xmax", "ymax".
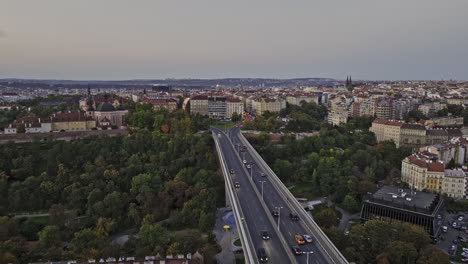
[{"xmin": 211, "ymin": 127, "xmax": 348, "ymax": 264}]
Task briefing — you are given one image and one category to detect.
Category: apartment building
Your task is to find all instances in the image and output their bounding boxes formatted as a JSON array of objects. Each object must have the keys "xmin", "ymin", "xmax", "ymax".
[
  {"xmin": 190, "ymin": 95, "xmax": 209, "ymax": 116},
  {"xmin": 226, "ymin": 97, "xmax": 244, "ymax": 118},
  {"xmin": 208, "ymin": 96, "xmax": 227, "ymax": 119},
  {"xmin": 252, "ymin": 98, "xmax": 284, "ymax": 116},
  {"xmin": 370, "ymin": 119, "xmax": 403, "ymax": 147},
  {"xmin": 442, "ymin": 169, "xmax": 466, "ymax": 199},
  {"xmin": 401, "ymin": 154, "xmax": 445, "ymax": 193},
  {"xmin": 400, "ymin": 124, "xmax": 426, "ymax": 149}
]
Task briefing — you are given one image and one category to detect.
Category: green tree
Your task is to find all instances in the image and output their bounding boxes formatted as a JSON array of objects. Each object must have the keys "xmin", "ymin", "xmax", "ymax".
[
  {"xmin": 314, "ymin": 208, "xmax": 339, "ymax": 228},
  {"xmin": 38, "ymin": 225, "xmax": 61, "ymax": 248}
]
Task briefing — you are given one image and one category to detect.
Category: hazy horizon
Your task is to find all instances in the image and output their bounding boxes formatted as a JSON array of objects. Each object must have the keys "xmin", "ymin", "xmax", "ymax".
[{"xmin": 1, "ymin": 0, "xmax": 468, "ymax": 81}]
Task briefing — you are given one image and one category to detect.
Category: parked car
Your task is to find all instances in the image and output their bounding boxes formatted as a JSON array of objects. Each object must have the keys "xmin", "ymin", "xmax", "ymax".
[
  {"xmin": 459, "ymin": 215, "xmax": 465, "ymax": 221},
  {"xmin": 442, "ymin": 226, "xmax": 448, "ymax": 232}
]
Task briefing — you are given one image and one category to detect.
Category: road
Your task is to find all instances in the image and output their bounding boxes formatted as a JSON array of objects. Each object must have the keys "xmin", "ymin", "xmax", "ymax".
[
  {"xmin": 228, "ymin": 127, "xmax": 329, "ymax": 264},
  {"xmin": 214, "ymin": 127, "xmax": 292, "ymax": 263},
  {"xmin": 214, "ymin": 127, "xmax": 329, "ymax": 263}
]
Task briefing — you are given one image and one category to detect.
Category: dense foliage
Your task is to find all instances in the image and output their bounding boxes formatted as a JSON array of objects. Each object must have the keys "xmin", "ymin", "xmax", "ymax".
[
  {"xmin": 249, "ymin": 124, "xmax": 411, "ymax": 208},
  {"xmin": 325, "ymin": 220, "xmax": 449, "ymax": 264},
  {"xmin": 242, "ymin": 101, "xmax": 328, "ymax": 131},
  {"xmin": 0, "ymin": 111, "xmax": 223, "ymax": 262}
]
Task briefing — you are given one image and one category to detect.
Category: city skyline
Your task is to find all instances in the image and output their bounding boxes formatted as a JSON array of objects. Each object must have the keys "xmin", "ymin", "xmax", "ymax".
[{"xmin": 1, "ymin": 0, "xmax": 468, "ymax": 80}]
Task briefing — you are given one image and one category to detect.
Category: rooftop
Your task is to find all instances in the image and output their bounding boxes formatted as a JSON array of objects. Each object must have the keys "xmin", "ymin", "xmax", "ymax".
[{"xmin": 369, "ymin": 185, "xmax": 441, "ymax": 215}]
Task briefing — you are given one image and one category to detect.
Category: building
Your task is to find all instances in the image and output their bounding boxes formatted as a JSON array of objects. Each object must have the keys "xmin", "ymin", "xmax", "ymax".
[
  {"xmin": 361, "ymin": 185, "xmax": 444, "ymax": 237},
  {"xmin": 286, "ymin": 94, "xmax": 319, "ymax": 106},
  {"xmin": 4, "ymin": 111, "xmax": 97, "ymax": 133},
  {"xmin": 226, "ymin": 97, "xmax": 244, "ymax": 119},
  {"xmin": 370, "ymin": 119, "xmax": 403, "ymax": 147},
  {"xmin": 375, "ymin": 99, "xmax": 394, "ymax": 120},
  {"xmin": 400, "ymin": 123, "xmax": 426, "ymax": 149},
  {"xmin": 91, "ymin": 102, "xmax": 128, "ymax": 127},
  {"xmin": 401, "ymin": 154, "xmax": 445, "ymax": 193},
  {"xmin": 208, "ymin": 96, "xmax": 227, "ymax": 119},
  {"xmin": 252, "ymin": 98, "xmax": 284, "ymax": 116},
  {"xmin": 190, "ymin": 95, "xmax": 208, "ymax": 116},
  {"xmin": 141, "ymin": 98, "xmax": 178, "ymax": 112},
  {"xmin": 442, "ymin": 169, "xmax": 466, "ymax": 199}
]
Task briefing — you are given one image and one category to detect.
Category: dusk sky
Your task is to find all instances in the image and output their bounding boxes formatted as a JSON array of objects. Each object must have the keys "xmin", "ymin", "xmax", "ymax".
[{"xmin": 1, "ymin": 0, "xmax": 467, "ymax": 80}]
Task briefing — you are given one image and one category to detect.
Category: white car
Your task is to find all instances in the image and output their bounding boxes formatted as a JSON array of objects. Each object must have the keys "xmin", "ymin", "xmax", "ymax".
[
  {"xmin": 247, "ymin": 164, "xmax": 252, "ymax": 169},
  {"xmin": 459, "ymin": 216, "xmax": 465, "ymax": 221},
  {"xmin": 243, "ymin": 160, "xmax": 247, "ymax": 164},
  {"xmin": 303, "ymin": 234, "xmax": 313, "ymax": 243},
  {"xmin": 462, "ymin": 259, "xmax": 468, "ymax": 262}
]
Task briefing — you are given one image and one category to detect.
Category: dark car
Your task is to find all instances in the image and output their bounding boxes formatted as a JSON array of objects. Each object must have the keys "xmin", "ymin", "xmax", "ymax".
[
  {"xmin": 272, "ymin": 210, "xmax": 280, "ymax": 217},
  {"xmin": 234, "ymin": 182, "xmax": 240, "ymax": 188},
  {"xmin": 261, "ymin": 231, "xmax": 270, "ymax": 240},
  {"xmin": 257, "ymin": 248, "xmax": 268, "ymax": 262},
  {"xmin": 230, "ymin": 169, "xmax": 235, "ymax": 174},
  {"xmin": 291, "ymin": 246, "xmax": 302, "ymax": 255},
  {"xmin": 290, "ymin": 212, "xmax": 299, "ymax": 221}
]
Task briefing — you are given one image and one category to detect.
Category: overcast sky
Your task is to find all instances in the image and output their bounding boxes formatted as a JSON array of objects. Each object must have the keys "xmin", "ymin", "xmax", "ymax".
[{"xmin": 1, "ymin": 0, "xmax": 467, "ymax": 80}]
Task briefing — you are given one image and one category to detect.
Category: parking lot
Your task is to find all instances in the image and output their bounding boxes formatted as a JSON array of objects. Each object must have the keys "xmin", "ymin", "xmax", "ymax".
[{"xmin": 436, "ymin": 211, "xmax": 468, "ymax": 262}]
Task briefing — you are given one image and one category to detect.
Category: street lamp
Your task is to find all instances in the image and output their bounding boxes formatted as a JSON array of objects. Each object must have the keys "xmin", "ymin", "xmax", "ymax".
[
  {"xmin": 259, "ymin": 180, "xmax": 266, "ymax": 201},
  {"xmin": 304, "ymin": 251, "xmax": 314, "ymax": 264},
  {"xmin": 249, "ymin": 164, "xmax": 254, "ymax": 178},
  {"xmin": 275, "ymin": 206, "xmax": 283, "ymax": 231}
]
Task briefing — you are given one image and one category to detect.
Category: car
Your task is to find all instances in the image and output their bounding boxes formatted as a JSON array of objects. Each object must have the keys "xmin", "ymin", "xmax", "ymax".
[
  {"xmin": 230, "ymin": 169, "xmax": 235, "ymax": 174},
  {"xmin": 463, "ymin": 226, "xmax": 468, "ymax": 230},
  {"xmin": 459, "ymin": 216, "xmax": 465, "ymax": 221},
  {"xmin": 442, "ymin": 226, "xmax": 448, "ymax": 232},
  {"xmin": 463, "ymin": 247, "xmax": 468, "ymax": 252},
  {"xmin": 234, "ymin": 182, "xmax": 240, "ymax": 188},
  {"xmin": 295, "ymin": 234, "xmax": 305, "ymax": 245},
  {"xmin": 243, "ymin": 160, "xmax": 247, "ymax": 164},
  {"xmin": 257, "ymin": 248, "xmax": 268, "ymax": 263},
  {"xmin": 272, "ymin": 210, "xmax": 280, "ymax": 217},
  {"xmin": 461, "ymin": 259, "xmax": 468, "ymax": 262},
  {"xmin": 453, "ymin": 222, "xmax": 458, "ymax": 228},
  {"xmin": 454, "ymin": 239, "xmax": 459, "ymax": 244},
  {"xmin": 303, "ymin": 234, "xmax": 313, "ymax": 243},
  {"xmin": 291, "ymin": 246, "xmax": 302, "ymax": 255},
  {"xmin": 437, "ymin": 214, "xmax": 442, "ymax": 219},
  {"xmin": 261, "ymin": 231, "xmax": 270, "ymax": 240},
  {"xmin": 260, "ymin": 172, "xmax": 266, "ymax": 177},
  {"xmin": 290, "ymin": 212, "xmax": 299, "ymax": 221},
  {"xmin": 247, "ymin": 164, "xmax": 252, "ymax": 169}
]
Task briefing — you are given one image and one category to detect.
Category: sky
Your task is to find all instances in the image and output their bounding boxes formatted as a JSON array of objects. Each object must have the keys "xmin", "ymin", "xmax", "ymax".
[{"xmin": 1, "ymin": 0, "xmax": 467, "ymax": 80}]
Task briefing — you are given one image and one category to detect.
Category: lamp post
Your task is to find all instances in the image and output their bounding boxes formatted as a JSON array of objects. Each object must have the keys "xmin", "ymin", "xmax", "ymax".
[
  {"xmin": 275, "ymin": 206, "xmax": 283, "ymax": 231},
  {"xmin": 304, "ymin": 251, "xmax": 314, "ymax": 264},
  {"xmin": 259, "ymin": 180, "xmax": 266, "ymax": 201}
]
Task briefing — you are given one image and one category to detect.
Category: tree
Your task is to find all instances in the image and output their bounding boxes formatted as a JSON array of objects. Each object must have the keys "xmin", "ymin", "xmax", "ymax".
[
  {"xmin": 71, "ymin": 228, "xmax": 99, "ymax": 255},
  {"xmin": 137, "ymin": 223, "xmax": 170, "ymax": 256},
  {"xmin": 341, "ymin": 195, "xmax": 360, "ymax": 213},
  {"xmin": 38, "ymin": 225, "xmax": 61, "ymax": 248},
  {"xmin": 231, "ymin": 112, "xmax": 241, "ymax": 122},
  {"xmin": 314, "ymin": 208, "xmax": 339, "ymax": 228},
  {"xmin": 48, "ymin": 204, "xmax": 66, "ymax": 227},
  {"xmin": 416, "ymin": 246, "xmax": 449, "ymax": 264},
  {"xmin": 385, "ymin": 241, "xmax": 418, "ymax": 264}
]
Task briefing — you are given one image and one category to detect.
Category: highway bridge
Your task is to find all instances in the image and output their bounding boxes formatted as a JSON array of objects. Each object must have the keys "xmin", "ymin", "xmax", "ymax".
[{"xmin": 211, "ymin": 127, "xmax": 348, "ymax": 264}]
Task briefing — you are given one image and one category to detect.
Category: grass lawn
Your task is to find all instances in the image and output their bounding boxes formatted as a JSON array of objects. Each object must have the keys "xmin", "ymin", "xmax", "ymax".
[
  {"xmin": 27, "ymin": 215, "xmax": 49, "ymax": 224},
  {"xmin": 234, "ymin": 238, "xmax": 242, "ymax": 247},
  {"xmin": 289, "ymin": 184, "xmax": 320, "ymax": 201},
  {"xmin": 211, "ymin": 121, "xmax": 237, "ymax": 130}
]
